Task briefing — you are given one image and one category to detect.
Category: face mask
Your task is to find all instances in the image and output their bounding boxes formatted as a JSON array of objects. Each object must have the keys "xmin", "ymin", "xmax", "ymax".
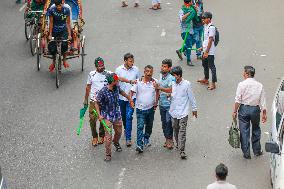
[{"xmin": 172, "ymin": 77, "xmax": 176, "ymax": 82}]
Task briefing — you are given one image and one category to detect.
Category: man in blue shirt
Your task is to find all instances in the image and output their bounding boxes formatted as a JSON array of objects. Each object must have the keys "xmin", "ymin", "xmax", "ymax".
[
  {"xmin": 47, "ymin": 0, "xmax": 72, "ymax": 72},
  {"xmin": 157, "ymin": 59, "xmax": 175, "ymax": 149}
]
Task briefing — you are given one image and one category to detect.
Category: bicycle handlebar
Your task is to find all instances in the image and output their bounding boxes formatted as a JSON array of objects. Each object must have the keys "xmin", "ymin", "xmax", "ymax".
[
  {"xmin": 49, "ymin": 37, "xmax": 70, "ymax": 42},
  {"xmin": 29, "ymin": 10, "xmax": 43, "ymax": 13}
]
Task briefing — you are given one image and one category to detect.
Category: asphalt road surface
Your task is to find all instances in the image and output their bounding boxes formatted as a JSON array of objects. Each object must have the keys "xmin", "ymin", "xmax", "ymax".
[{"xmin": 1, "ymin": 0, "xmax": 284, "ymax": 188}]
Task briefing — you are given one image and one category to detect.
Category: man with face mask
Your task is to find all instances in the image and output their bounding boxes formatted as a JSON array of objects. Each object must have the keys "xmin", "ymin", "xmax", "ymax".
[
  {"xmin": 84, "ymin": 57, "xmax": 110, "ymax": 146},
  {"xmin": 115, "ymin": 53, "xmax": 140, "ymax": 147},
  {"xmin": 158, "ymin": 66, "xmax": 197, "ymax": 159},
  {"xmin": 94, "ymin": 73, "xmax": 134, "ymax": 161}
]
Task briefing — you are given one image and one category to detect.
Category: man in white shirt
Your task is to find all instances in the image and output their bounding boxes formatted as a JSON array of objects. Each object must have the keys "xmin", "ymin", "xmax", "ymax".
[
  {"xmin": 197, "ymin": 11, "xmax": 217, "ymax": 90},
  {"xmin": 207, "ymin": 163, "xmax": 237, "ymax": 189},
  {"xmin": 232, "ymin": 66, "xmax": 267, "ymax": 159},
  {"xmin": 115, "ymin": 53, "xmax": 140, "ymax": 147},
  {"xmin": 83, "ymin": 57, "xmax": 110, "ymax": 146},
  {"xmin": 169, "ymin": 66, "xmax": 197, "ymax": 159},
  {"xmin": 130, "ymin": 65, "xmax": 159, "ymax": 153}
]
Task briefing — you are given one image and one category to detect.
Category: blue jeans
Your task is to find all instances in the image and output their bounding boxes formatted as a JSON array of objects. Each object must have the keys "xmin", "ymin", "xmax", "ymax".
[
  {"xmin": 193, "ymin": 26, "xmax": 203, "ymax": 56},
  {"xmin": 136, "ymin": 107, "xmax": 155, "ymax": 148},
  {"xmin": 119, "ymin": 99, "xmax": 135, "ymax": 141},
  {"xmin": 180, "ymin": 32, "xmax": 193, "ymax": 63},
  {"xmin": 159, "ymin": 106, "xmax": 173, "ymax": 139},
  {"xmin": 238, "ymin": 105, "xmax": 262, "ymax": 156}
]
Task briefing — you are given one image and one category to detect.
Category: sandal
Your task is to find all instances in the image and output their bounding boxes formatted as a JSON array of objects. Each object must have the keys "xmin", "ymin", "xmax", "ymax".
[
  {"xmin": 149, "ymin": 7, "xmax": 158, "ymax": 10},
  {"xmin": 207, "ymin": 84, "xmax": 216, "ymax": 90},
  {"xmin": 92, "ymin": 137, "xmax": 98, "ymax": 147},
  {"xmin": 113, "ymin": 142, "xmax": 122, "ymax": 152},
  {"xmin": 104, "ymin": 155, "xmax": 111, "ymax": 162},
  {"xmin": 98, "ymin": 137, "xmax": 104, "ymax": 145},
  {"xmin": 180, "ymin": 151, "xmax": 187, "ymax": 159},
  {"xmin": 121, "ymin": 1, "xmax": 128, "ymax": 7},
  {"xmin": 197, "ymin": 79, "xmax": 209, "ymax": 85},
  {"xmin": 166, "ymin": 140, "xmax": 174, "ymax": 150}
]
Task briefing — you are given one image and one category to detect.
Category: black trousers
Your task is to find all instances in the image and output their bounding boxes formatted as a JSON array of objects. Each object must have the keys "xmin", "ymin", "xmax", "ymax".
[{"xmin": 202, "ymin": 55, "xmax": 217, "ymax": 83}]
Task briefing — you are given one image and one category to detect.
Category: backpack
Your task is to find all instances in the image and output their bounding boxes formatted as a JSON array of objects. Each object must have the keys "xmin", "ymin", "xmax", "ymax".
[{"xmin": 209, "ymin": 25, "xmax": 220, "ymax": 46}]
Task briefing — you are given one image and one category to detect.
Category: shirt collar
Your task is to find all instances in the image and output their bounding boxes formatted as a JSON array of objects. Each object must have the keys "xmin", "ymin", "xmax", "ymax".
[
  {"xmin": 245, "ymin": 77, "xmax": 256, "ymax": 81},
  {"xmin": 123, "ymin": 65, "xmax": 133, "ymax": 71},
  {"xmin": 175, "ymin": 78, "xmax": 184, "ymax": 85}
]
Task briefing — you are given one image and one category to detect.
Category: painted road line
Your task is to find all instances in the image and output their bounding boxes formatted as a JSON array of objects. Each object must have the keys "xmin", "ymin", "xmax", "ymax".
[{"xmin": 115, "ymin": 168, "xmax": 126, "ymax": 189}]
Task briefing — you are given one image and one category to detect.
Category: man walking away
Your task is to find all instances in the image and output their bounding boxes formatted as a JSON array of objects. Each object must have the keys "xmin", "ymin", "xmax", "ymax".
[
  {"xmin": 169, "ymin": 66, "xmax": 197, "ymax": 159},
  {"xmin": 115, "ymin": 53, "xmax": 140, "ymax": 147},
  {"xmin": 197, "ymin": 11, "xmax": 217, "ymax": 90},
  {"xmin": 130, "ymin": 65, "xmax": 159, "ymax": 153},
  {"xmin": 232, "ymin": 66, "xmax": 267, "ymax": 159},
  {"xmin": 176, "ymin": 0, "xmax": 197, "ymax": 66},
  {"xmin": 207, "ymin": 163, "xmax": 237, "ymax": 189}
]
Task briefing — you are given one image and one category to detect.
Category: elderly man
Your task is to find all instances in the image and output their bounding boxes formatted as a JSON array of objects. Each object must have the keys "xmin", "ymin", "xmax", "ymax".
[
  {"xmin": 130, "ymin": 65, "xmax": 159, "ymax": 153},
  {"xmin": 232, "ymin": 66, "xmax": 267, "ymax": 159}
]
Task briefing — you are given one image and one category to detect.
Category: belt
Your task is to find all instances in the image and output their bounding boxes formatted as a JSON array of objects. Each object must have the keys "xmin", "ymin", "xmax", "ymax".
[{"xmin": 240, "ymin": 104, "xmax": 259, "ymax": 107}]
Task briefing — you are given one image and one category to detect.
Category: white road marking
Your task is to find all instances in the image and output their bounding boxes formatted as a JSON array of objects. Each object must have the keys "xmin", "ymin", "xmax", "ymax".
[
  {"xmin": 264, "ymin": 132, "xmax": 269, "ymax": 135},
  {"xmin": 161, "ymin": 29, "xmax": 166, "ymax": 37},
  {"xmin": 19, "ymin": 3, "xmax": 27, "ymax": 12},
  {"xmin": 115, "ymin": 168, "xmax": 126, "ymax": 189},
  {"xmin": 260, "ymin": 54, "xmax": 267, "ymax": 57},
  {"xmin": 166, "ymin": 2, "xmax": 171, "ymax": 5}
]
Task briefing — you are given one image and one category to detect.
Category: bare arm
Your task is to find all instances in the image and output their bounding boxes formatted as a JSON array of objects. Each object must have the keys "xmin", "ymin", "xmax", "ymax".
[
  {"xmin": 182, "ymin": 12, "xmax": 190, "ymax": 21},
  {"xmin": 119, "ymin": 77, "xmax": 134, "ymax": 84},
  {"xmin": 66, "ymin": 15, "xmax": 71, "ymax": 39},
  {"xmin": 205, "ymin": 37, "xmax": 213, "ymax": 53},
  {"xmin": 49, "ymin": 16, "xmax": 53, "ymax": 38},
  {"xmin": 157, "ymin": 86, "xmax": 172, "ymax": 93},
  {"xmin": 232, "ymin": 102, "xmax": 241, "ymax": 120},
  {"xmin": 84, "ymin": 84, "xmax": 91, "ymax": 105},
  {"xmin": 120, "ymin": 90, "xmax": 132, "ymax": 102}
]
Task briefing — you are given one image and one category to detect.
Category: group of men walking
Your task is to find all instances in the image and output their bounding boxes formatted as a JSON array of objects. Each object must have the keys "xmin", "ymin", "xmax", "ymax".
[
  {"xmin": 83, "ymin": 54, "xmax": 197, "ymax": 161},
  {"xmin": 81, "ymin": 0, "xmax": 267, "ymax": 164}
]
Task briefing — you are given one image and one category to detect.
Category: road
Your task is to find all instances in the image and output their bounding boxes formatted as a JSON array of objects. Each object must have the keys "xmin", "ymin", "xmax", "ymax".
[{"xmin": 0, "ymin": 0, "xmax": 284, "ymax": 188}]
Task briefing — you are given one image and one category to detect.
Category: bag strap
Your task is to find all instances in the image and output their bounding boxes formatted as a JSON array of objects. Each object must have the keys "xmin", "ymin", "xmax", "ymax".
[{"xmin": 231, "ymin": 120, "xmax": 239, "ymax": 130}]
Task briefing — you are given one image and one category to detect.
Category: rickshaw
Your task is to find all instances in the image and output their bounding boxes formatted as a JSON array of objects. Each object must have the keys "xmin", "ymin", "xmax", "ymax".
[
  {"xmin": 24, "ymin": 0, "xmax": 44, "ymax": 56},
  {"xmin": 38, "ymin": 0, "xmax": 86, "ymax": 88}
]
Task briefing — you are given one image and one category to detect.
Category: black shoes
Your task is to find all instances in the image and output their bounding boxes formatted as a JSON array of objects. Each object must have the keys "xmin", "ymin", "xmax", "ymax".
[
  {"xmin": 113, "ymin": 142, "xmax": 122, "ymax": 152},
  {"xmin": 136, "ymin": 146, "xmax": 143, "ymax": 153},
  {"xmin": 243, "ymin": 154, "xmax": 251, "ymax": 159},
  {"xmin": 254, "ymin": 151, "xmax": 263, "ymax": 157},
  {"xmin": 180, "ymin": 151, "xmax": 187, "ymax": 159}
]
